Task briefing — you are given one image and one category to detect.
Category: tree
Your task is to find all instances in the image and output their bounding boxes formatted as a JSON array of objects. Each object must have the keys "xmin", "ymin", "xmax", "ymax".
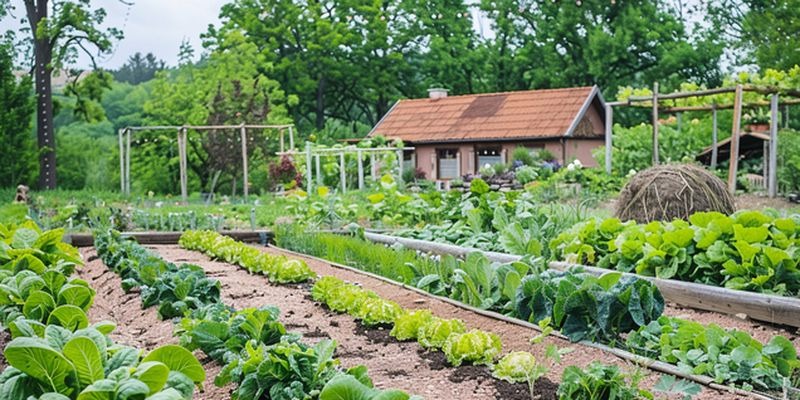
[
  {"xmin": 0, "ymin": 43, "xmax": 36, "ymax": 187},
  {"xmin": 20, "ymin": 0, "xmax": 121, "ymax": 189},
  {"xmin": 480, "ymin": 0, "xmax": 724, "ymax": 94},
  {"xmin": 112, "ymin": 52, "xmax": 166, "ymax": 84}
]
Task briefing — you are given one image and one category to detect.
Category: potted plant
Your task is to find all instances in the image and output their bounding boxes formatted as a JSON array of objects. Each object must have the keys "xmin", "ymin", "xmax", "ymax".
[{"xmin": 743, "ymin": 108, "xmax": 770, "ymax": 132}]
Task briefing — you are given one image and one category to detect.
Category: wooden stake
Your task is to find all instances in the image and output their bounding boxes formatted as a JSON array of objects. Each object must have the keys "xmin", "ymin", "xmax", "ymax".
[
  {"xmin": 315, "ymin": 154, "xmax": 322, "ymax": 186},
  {"xmin": 727, "ymin": 84, "xmax": 743, "ymax": 193},
  {"xmin": 652, "ymin": 82, "xmax": 660, "ymax": 165},
  {"xmin": 288, "ymin": 125, "xmax": 294, "ymax": 150},
  {"xmin": 305, "ymin": 142, "xmax": 312, "ymax": 192},
  {"xmin": 126, "ymin": 128, "xmax": 131, "ymax": 195},
  {"xmin": 397, "ymin": 149, "xmax": 404, "ymax": 185},
  {"xmin": 179, "ymin": 128, "xmax": 188, "ymax": 203},
  {"xmin": 769, "ymin": 94, "xmax": 779, "ymax": 197},
  {"xmin": 604, "ymin": 104, "xmax": 613, "ymax": 174},
  {"xmin": 240, "ymin": 124, "xmax": 249, "ymax": 199},
  {"xmin": 711, "ymin": 105, "xmax": 718, "ymax": 169}
]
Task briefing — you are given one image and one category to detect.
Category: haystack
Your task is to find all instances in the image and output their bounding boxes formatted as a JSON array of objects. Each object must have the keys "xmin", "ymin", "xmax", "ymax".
[{"xmin": 615, "ymin": 164, "xmax": 735, "ymax": 223}]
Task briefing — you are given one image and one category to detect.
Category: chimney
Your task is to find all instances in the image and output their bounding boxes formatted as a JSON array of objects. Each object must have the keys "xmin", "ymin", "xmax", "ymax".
[{"xmin": 427, "ymin": 88, "xmax": 449, "ymax": 99}]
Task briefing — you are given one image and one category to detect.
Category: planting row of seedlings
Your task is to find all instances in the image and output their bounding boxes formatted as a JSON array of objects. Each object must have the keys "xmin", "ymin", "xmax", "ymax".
[
  {"xmin": 173, "ymin": 231, "xmax": 724, "ymax": 399},
  {"xmin": 0, "ymin": 221, "xmax": 205, "ymax": 399},
  {"xmin": 93, "ymin": 229, "xmax": 421, "ymax": 400},
  {"xmin": 273, "ymin": 226, "xmax": 800, "ymax": 397}
]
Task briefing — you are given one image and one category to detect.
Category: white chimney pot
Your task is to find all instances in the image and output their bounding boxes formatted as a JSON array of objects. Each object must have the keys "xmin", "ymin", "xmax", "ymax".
[{"xmin": 428, "ymin": 88, "xmax": 449, "ymax": 99}]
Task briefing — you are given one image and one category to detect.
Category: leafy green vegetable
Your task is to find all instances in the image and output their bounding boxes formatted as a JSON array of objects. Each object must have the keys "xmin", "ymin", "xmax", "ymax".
[
  {"xmin": 556, "ymin": 362, "xmax": 652, "ymax": 400},
  {"xmin": 492, "ymin": 351, "xmax": 549, "ymax": 400},
  {"xmin": 442, "ymin": 329, "xmax": 502, "ymax": 367}
]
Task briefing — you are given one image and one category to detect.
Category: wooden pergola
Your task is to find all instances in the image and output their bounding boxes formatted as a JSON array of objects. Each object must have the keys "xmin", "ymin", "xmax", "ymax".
[
  {"xmin": 118, "ymin": 123, "xmax": 296, "ymax": 201},
  {"xmin": 604, "ymin": 84, "xmax": 800, "ymax": 197}
]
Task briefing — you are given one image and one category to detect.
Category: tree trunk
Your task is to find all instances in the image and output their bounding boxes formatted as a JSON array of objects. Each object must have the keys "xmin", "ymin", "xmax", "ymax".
[
  {"xmin": 316, "ymin": 75, "xmax": 326, "ymax": 130},
  {"xmin": 31, "ymin": 1, "xmax": 56, "ymax": 189}
]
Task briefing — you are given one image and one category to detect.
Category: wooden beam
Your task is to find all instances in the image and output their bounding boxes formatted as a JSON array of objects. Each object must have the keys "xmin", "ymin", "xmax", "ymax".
[
  {"xmin": 339, "ymin": 152, "xmax": 346, "ymax": 193},
  {"xmin": 118, "ymin": 129, "xmax": 125, "ymax": 193},
  {"xmin": 727, "ymin": 84, "xmax": 744, "ymax": 193},
  {"xmin": 65, "ymin": 230, "xmax": 273, "ymax": 247},
  {"xmin": 126, "ymin": 128, "xmax": 131, "ymax": 195},
  {"xmin": 605, "ymin": 104, "xmax": 613, "ymax": 174},
  {"xmin": 626, "ymin": 86, "xmax": 736, "ymax": 103},
  {"xmin": 305, "ymin": 142, "xmax": 312, "ymax": 192},
  {"xmin": 357, "ymin": 149, "xmax": 364, "ymax": 190},
  {"xmin": 315, "ymin": 154, "xmax": 322, "ymax": 186},
  {"xmin": 179, "ymin": 128, "xmax": 188, "ymax": 203},
  {"xmin": 652, "ymin": 82, "xmax": 660, "ymax": 165},
  {"xmin": 769, "ymin": 94, "xmax": 779, "ymax": 198}
]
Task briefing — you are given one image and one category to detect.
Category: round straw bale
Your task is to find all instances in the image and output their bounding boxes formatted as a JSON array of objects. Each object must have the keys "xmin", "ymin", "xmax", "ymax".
[{"xmin": 615, "ymin": 164, "xmax": 735, "ymax": 223}]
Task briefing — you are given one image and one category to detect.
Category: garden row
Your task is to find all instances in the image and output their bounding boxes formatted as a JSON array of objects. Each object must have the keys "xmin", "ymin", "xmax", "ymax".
[
  {"xmin": 0, "ymin": 222, "xmax": 205, "ymax": 399},
  {"xmin": 94, "ymin": 229, "xmax": 421, "ymax": 400},
  {"xmin": 177, "ymin": 230, "xmax": 677, "ymax": 399},
  {"xmin": 274, "ymin": 227, "xmax": 799, "ymax": 395}
]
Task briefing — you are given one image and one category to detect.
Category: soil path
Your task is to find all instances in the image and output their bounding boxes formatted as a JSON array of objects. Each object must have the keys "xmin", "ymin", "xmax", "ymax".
[
  {"xmin": 76, "ymin": 247, "xmax": 232, "ymax": 400},
  {"xmin": 151, "ymin": 244, "xmax": 743, "ymax": 400}
]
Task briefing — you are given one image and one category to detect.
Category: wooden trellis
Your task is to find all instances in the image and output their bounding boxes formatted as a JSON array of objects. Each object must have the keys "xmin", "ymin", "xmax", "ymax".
[
  {"xmin": 604, "ymin": 84, "xmax": 800, "ymax": 197},
  {"xmin": 119, "ymin": 123, "xmax": 295, "ymax": 202},
  {"xmin": 277, "ymin": 143, "xmax": 415, "ymax": 193}
]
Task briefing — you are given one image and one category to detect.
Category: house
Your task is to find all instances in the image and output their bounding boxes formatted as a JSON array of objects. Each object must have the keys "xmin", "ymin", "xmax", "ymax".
[{"xmin": 368, "ymin": 86, "xmax": 608, "ymax": 180}]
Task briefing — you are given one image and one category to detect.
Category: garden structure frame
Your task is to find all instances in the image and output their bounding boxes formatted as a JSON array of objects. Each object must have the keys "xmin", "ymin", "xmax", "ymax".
[
  {"xmin": 118, "ymin": 123, "xmax": 296, "ymax": 202},
  {"xmin": 276, "ymin": 143, "xmax": 415, "ymax": 193},
  {"xmin": 604, "ymin": 84, "xmax": 800, "ymax": 197}
]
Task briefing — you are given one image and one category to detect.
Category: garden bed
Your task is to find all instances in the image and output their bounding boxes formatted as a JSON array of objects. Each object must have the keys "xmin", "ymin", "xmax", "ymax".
[{"xmin": 149, "ymin": 244, "xmax": 747, "ymax": 399}]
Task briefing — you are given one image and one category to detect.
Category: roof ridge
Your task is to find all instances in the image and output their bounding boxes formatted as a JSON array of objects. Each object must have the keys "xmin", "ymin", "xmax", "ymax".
[{"xmin": 397, "ymin": 86, "xmax": 595, "ymax": 103}]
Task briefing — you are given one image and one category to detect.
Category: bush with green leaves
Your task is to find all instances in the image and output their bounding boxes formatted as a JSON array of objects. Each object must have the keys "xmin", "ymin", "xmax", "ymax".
[
  {"xmin": 627, "ymin": 316, "xmax": 798, "ymax": 390},
  {"xmin": 179, "ymin": 230, "xmax": 315, "ymax": 283},
  {"xmin": 442, "ymin": 329, "xmax": 502, "ymax": 367},
  {"xmin": 95, "ymin": 230, "xmax": 221, "ymax": 319},
  {"xmin": 514, "ymin": 165, "xmax": 539, "ymax": 184},
  {"xmin": 514, "ymin": 270, "xmax": 664, "ymax": 342},
  {"xmin": 550, "ymin": 210, "xmax": 800, "ymax": 295}
]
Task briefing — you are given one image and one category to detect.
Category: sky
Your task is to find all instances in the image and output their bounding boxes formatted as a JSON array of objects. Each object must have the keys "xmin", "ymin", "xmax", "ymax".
[{"xmin": 1, "ymin": 0, "xmax": 229, "ymax": 69}]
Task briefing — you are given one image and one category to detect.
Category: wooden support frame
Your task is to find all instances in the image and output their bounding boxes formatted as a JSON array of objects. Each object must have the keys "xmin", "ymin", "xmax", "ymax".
[
  {"xmin": 727, "ymin": 85, "xmax": 744, "ymax": 193},
  {"xmin": 711, "ymin": 105, "xmax": 718, "ymax": 169},
  {"xmin": 769, "ymin": 94, "xmax": 779, "ymax": 197},
  {"xmin": 652, "ymin": 82, "xmax": 660, "ymax": 165},
  {"xmin": 604, "ymin": 104, "xmax": 613, "ymax": 174}
]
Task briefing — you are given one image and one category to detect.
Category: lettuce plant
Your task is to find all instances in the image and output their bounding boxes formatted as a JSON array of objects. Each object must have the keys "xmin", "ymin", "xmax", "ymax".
[
  {"xmin": 442, "ymin": 329, "xmax": 502, "ymax": 367},
  {"xmin": 417, "ymin": 317, "xmax": 466, "ymax": 350},
  {"xmin": 492, "ymin": 352, "xmax": 548, "ymax": 399},
  {"xmin": 319, "ymin": 374, "xmax": 421, "ymax": 400},
  {"xmin": 389, "ymin": 309, "xmax": 434, "ymax": 341},
  {"xmin": 556, "ymin": 362, "xmax": 651, "ymax": 400}
]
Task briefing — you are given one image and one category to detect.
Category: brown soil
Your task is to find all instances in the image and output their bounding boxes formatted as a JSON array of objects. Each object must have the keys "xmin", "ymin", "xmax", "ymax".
[
  {"xmin": 76, "ymin": 248, "xmax": 233, "ymax": 400},
  {"xmin": 0, "ymin": 330, "xmax": 8, "ymax": 370},
  {"xmin": 150, "ymin": 245, "xmax": 745, "ymax": 400}
]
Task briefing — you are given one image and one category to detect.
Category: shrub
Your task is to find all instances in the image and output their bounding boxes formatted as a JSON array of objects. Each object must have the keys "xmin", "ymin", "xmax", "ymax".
[
  {"xmin": 515, "ymin": 165, "xmax": 538, "ymax": 184},
  {"xmin": 512, "ymin": 146, "xmax": 536, "ymax": 166}
]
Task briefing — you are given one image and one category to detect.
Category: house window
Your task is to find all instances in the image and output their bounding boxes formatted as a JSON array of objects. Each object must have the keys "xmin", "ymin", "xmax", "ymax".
[
  {"xmin": 437, "ymin": 149, "xmax": 459, "ymax": 180},
  {"xmin": 476, "ymin": 147, "xmax": 502, "ymax": 169}
]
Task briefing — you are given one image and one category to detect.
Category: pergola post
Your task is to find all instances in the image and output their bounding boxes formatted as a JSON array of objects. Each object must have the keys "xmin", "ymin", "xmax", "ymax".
[
  {"xmin": 305, "ymin": 142, "xmax": 312, "ymax": 192},
  {"xmin": 125, "ymin": 128, "xmax": 131, "ymax": 195},
  {"xmin": 118, "ymin": 129, "xmax": 125, "ymax": 193},
  {"xmin": 397, "ymin": 149, "xmax": 404, "ymax": 185},
  {"xmin": 652, "ymin": 82, "xmax": 660, "ymax": 165},
  {"xmin": 288, "ymin": 125, "xmax": 295, "ymax": 150},
  {"xmin": 240, "ymin": 124, "xmax": 249, "ymax": 199},
  {"xmin": 339, "ymin": 152, "xmax": 346, "ymax": 193},
  {"xmin": 769, "ymin": 94, "xmax": 779, "ymax": 198},
  {"xmin": 604, "ymin": 104, "xmax": 613, "ymax": 174},
  {"xmin": 711, "ymin": 105, "xmax": 719, "ymax": 169},
  {"xmin": 280, "ymin": 129, "xmax": 285, "ymax": 153},
  {"xmin": 178, "ymin": 127, "xmax": 188, "ymax": 203},
  {"xmin": 357, "ymin": 149, "xmax": 364, "ymax": 190},
  {"xmin": 727, "ymin": 84, "xmax": 744, "ymax": 193},
  {"xmin": 370, "ymin": 154, "xmax": 377, "ymax": 180}
]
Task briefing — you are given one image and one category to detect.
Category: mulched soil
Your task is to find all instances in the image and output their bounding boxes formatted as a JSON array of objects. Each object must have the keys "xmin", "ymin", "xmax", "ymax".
[
  {"xmin": 150, "ymin": 244, "xmax": 747, "ymax": 400},
  {"xmin": 76, "ymin": 248, "xmax": 233, "ymax": 400},
  {"xmin": 0, "ymin": 329, "xmax": 9, "ymax": 370}
]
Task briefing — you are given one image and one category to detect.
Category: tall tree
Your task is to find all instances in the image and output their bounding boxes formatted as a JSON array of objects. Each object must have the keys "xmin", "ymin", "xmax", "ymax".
[
  {"xmin": 113, "ymin": 52, "xmax": 166, "ymax": 84},
  {"xmin": 20, "ymin": 0, "xmax": 121, "ymax": 189},
  {"xmin": 0, "ymin": 43, "xmax": 36, "ymax": 187}
]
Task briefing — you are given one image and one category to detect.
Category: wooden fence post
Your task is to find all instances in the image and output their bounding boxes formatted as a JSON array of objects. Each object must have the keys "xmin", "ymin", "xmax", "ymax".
[
  {"xmin": 652, "ymin": 82, "xmax": 660, "ymax": 166},
  {"xmin": 315, "ymin": 154, "xmax": 322, "ymax": 186},
  {"xmin": 711, "ymin": 105, "xmax": 718, "ymax": 169},
  {"xmin": 126, "ymin": 128, "xmax": 132, "ymax": 195},
  {"xmin": 769, "ymin": 94, "xmax": 779, "ymax": 198},
  {"xmin": 288, "ymin": 125, "xmax": 295, "ymax": 150},
  {"xmin": 604, "ymin": 104, "xmax": 613, "ymax": 174},
  {"xmin": 240, "ymin": 124, "xmax": 249, "ymax": 199},
  {"xmin": 305, "ymin": 142, "xmax": 312, "ymax": 192},
  {"xmin": 397, "ymin": 149, "xmax": 404, "ymax": 185},
  {"xmin": 179, "ymin": 127, "xmax": 188, "ymax": 203},
  {"xmin": 727, "ymin": 84, "xmax": 744, "ymax": 193}
]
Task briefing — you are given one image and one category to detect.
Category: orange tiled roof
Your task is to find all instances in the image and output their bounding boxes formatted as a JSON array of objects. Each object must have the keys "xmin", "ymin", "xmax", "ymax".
[{"xmin": 370, "ymin": 86, "xmax": 600, "ymax": 143}]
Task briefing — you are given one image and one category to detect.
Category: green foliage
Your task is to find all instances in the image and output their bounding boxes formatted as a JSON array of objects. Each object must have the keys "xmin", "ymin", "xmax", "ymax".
[
  {"xmin": 514, "ymin": 270, "xmax": 664, "ymax": 342},
  {"xmin": 416, "ymin": 317, "xmax": 466, "ymax": 350},
  {"xmin": 551, "ymin": 211, "xmax": 800, "ymax": 295},
  {"xmin": 556, "ymin": 362, "xmax": 652, "ymax": 400},
  {"xmin": 492, "ymin": 351, "xmax": 549, "ymax": 400},
  {"xmin": 112, "ymin": 52, "xmax": 165, "ymax": 85},
  {"xmin": 319, "ymin": 374, "xmax": 420, "ymax": 400},
  {"xmin": 309, "ymin": 276, "xmax": 401, "ymax": 327},
  {"xmin": 627, "ymin": 316, "xmax": 799, "ymax": 390},
  {"xmin": 95, "ymin": 230, "xmax": 221, "ymax": 319},
  {"xmin": 0, "ymin": 43, "xmax": 36, "ymax": 188},
  {"xmin": 514, "ymin": 166, "xmax": 538, "ymax": 185},
  {"xmin": 511, "ymin": 147, "xmax": 536, "ymax": 167},
  {"xmin": 179, "ymin": 230, "xmax": 315, "ymax": 283}
]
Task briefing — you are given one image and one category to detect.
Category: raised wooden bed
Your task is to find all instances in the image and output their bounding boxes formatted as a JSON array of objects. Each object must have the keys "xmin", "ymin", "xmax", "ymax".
[{"xmin": 362, "ymin": 231, "xmax": 800, "ymax": 329}]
